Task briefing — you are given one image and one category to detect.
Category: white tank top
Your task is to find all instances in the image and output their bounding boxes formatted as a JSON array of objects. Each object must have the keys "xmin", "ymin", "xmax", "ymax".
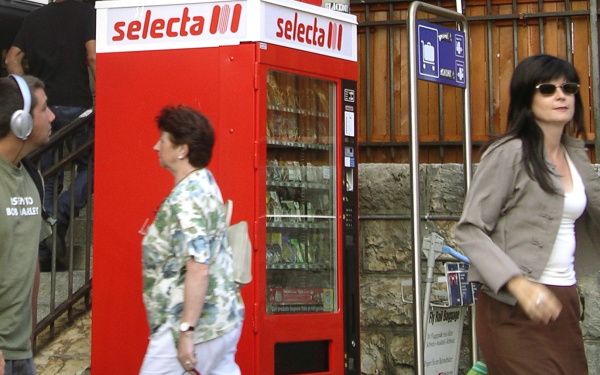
[{"xmin": 537, "ymin": 151, "xmax": 586, "ymax": 286}]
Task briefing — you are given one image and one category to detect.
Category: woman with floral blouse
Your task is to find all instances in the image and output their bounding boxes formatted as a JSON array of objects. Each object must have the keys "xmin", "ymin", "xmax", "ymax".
[{"xmin": 139, "ymin": 105, "xmax": 244, "ymax": 375}]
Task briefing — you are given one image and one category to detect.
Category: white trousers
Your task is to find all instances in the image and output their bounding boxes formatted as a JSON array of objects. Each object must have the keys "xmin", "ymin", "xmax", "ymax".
[{"xmin": 139, "ymin": 322, "xmax": 243, "ymax": 375}]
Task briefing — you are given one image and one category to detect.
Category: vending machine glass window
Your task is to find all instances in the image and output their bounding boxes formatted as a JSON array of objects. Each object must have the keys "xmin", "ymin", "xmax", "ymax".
[{"xmin": 266, "ymin": 70, "xmax": 337, "ymax": 315}]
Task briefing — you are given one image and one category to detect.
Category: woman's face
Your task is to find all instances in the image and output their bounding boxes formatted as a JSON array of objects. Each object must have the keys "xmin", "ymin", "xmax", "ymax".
[
  {"xmin": 531, "ymin": 77, "xmax": 576, "ymax": 129},
  {"xmin": 153, "ymin": 131, "xmax": 181, "ymax": 170}
]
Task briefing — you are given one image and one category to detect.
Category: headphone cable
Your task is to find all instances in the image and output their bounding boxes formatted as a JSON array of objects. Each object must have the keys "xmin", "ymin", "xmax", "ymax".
[{"xmin": 11, "ymin": 140, "xmax": 26, "ymax": 166}]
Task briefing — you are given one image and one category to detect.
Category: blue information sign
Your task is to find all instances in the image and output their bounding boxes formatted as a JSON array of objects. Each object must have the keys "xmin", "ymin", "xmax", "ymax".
[{"xmin": 417, "ymin": 21, "xmax": 466, "ymax": 88}]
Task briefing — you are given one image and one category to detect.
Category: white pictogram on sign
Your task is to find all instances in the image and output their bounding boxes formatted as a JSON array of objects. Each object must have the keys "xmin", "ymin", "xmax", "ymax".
[{"xmin": 421, "ymin": 41, "xmax": 436, "ymax": 72}]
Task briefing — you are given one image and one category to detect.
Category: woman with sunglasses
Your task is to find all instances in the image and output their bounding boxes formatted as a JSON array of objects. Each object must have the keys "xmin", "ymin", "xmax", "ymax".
[
  {"xmin": 455, "ymin": 54, "xmax": 600, "ymax": 374},
  {"xmin": 139, "ymin": 105, "xmax": 244, "ymax": 375}
]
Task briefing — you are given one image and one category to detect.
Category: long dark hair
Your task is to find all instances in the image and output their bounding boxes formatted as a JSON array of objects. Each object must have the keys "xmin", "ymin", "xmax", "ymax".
[{"xmin": 484, "ymin": 54, "xmax": 585, "ymax": 194}]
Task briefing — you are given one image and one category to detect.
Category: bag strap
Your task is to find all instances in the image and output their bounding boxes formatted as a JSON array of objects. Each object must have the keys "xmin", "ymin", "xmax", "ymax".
[{"xmin": 225, "ymin": 199, "xmax": 233, "ymax": 226}]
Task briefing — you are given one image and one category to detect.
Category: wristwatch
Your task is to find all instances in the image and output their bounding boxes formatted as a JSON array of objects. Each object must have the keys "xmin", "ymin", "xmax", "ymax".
[{"xmin": 178, "ymin": 322, "xmax": 195, "ymax": 332}]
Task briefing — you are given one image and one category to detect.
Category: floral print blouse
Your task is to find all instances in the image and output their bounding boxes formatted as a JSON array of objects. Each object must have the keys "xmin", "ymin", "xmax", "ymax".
[{"xmin": 142, "ymin": 169, "xmax": 244, "ymax": 342}]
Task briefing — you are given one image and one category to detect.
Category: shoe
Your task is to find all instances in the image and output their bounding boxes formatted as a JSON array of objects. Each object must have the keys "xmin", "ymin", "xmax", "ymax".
[{"xmin": 39, "ymin": 258, "xmax": 67, "ymax": 272}]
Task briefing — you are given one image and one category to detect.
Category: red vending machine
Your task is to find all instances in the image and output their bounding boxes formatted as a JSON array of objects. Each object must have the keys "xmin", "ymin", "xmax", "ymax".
[{"xmin": 93, "ymin": 0, "xmax": 359, "ymax": 374}]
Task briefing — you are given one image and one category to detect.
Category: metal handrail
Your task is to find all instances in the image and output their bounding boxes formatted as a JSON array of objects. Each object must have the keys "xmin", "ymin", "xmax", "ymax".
[
  {"xmin": 27, "ymin": 109, "xmax": 94, "ymax": 351},
  {"xmin": 27, "ymin": 109, "xmax": 94, "ymax": 162}
]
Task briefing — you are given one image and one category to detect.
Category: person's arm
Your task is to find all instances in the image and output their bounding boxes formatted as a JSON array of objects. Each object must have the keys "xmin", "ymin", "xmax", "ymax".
[
  {"xmin": 85, "ymin": 40, "xmax": 96, "ymax": 80},
  {"xmin": 454, "ymin": 141, "xmax": 524, "ymax": 292},
  {"xmin": 1, "ymin": 348, "xmax": 5, "ymax": 375},
  {"xmin": 173, "ymin": 191, "xmax": 222, "ymax": 371},
  {"xmin": 4, "ymin": 46, "xmax": 25, "ymax": 75},
  {"xmin": 177, "ymin": 259, "xmax": 210, "ymax": 370}
]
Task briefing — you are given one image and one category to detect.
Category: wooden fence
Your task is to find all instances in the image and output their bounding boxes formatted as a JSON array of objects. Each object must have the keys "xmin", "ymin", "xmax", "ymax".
[{"xmin": 350, "ymin": 0, "xmax": 599, "ymax": 163}]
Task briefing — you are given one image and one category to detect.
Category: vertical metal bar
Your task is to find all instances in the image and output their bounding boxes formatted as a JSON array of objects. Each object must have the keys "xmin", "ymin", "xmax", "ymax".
[
  {"xmin": 68, "ymin": 160, "xmax": 75, "ymax": 322},
  {"xmin": 408, "ymin": 4, "xmax": 468, "ymax": 373},
  {"xmin": 564, "ymin": 0, "xmax": 572, "ymax": 59},
  {"xmin": 539, "ymin": 0, "xmax": 545, "ymax": 53},
  {"xmin": 438, "ymin": 0, "xmax": 445, "ymax": 161},
  {"xmin": 85, "ymin": 153, "xmax": 93, "ymax": 286},
  {"xmin": 453, "ymin": 0, "xmax": 475, "ymax": 364},
  {"xmin": 365, "ymin": 5, "xmax": 372, "ymax": 161},
  {"xmin": 438, "ymin": 88, "xmax": 444, "ymax": 161},
  {"xmin": 446, "ymin": 0, "xmax": 479, "ymax": 365},
  {"xmin": 389, "ymin": 3, "xmax": 396, "ymax": 159},
  {"xmin": 513, "ymin": 0, "xmax": 519, "ymax": 67},
  {"xmin": 591, "ymin": 0, "xmax": 600, "ymax": 162},
  {"xmin": 407, "ymin": 5, "xmax": 424, "ymax": 373},
  {"xmin": 439, "ymin": 0, "xmax": 445, "ymax": 162},
  {"xmin": 68, "ymin": 150, "xmax": 76, "ymax": 297},
  {"xmin": 459, "ymin": 17, "xmax": 475, "ymax": 367},
  {"xmin": 487, "ymin": 0, "xmax": 495, "ymax": 135},
  {"xmin": 565, "ymin": 0, "xmax": 574, "ymax": 134}
]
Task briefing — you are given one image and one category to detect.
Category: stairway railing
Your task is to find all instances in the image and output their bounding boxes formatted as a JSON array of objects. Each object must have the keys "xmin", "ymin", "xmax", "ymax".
[{"xmin": 27, "ymin": 109, "xmax": 94, "ymax": 351}]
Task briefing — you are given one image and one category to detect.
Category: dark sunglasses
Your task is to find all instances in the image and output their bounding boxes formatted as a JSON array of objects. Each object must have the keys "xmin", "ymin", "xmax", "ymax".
[{"xmin": 535, "ymin": 82, "xmax": 580, "ymax": 95}]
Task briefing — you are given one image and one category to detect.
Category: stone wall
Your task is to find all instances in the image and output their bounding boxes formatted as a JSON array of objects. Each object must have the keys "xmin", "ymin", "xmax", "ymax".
[{"xmin": 358, "ymin": 164, "xmax": 600, "ymax": 375}]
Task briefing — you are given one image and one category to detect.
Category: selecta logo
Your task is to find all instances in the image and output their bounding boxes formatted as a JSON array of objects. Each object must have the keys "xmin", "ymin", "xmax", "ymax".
[
  {"xmin": 98, "ymin": 1, "xmax": 355, "ymax": 59},
  {"xmin": 275, "ymin": 12, "xmax": 343, "ymax": 51},
  {"xmin": 111, "ymin": 4, "xmax": 242, "ymax": 41}
]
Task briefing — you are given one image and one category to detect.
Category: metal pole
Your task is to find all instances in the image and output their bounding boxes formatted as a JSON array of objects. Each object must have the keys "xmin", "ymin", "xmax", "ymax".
[
  {"xmin": 365, "ymin": 5, "xmax": 373, "ymax": 161},
  {"xmin": 407, "ymin": 5, "xmax": 423, "ymax": 373},
  {"xmin": 389, "ymin": 3, "xmax": 396, "ymax": 159},
  {"xmin": 408, "ymin": 3, "xmax": 470, "ymax": 373},
  {"xmin": 453, "ymin": 0, "xmax": 475, "ymax": 365},
  {"xmin": 459, "ymin": 14, "xmax": 475, "ymax": 368},
  {"xmin": 591, "ymin": 0, "xmax": 600, "ymax": 162}
]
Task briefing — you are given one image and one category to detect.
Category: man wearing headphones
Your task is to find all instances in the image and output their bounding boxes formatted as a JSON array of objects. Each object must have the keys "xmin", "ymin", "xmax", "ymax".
[
  {"xmin": 0, "ymin": 75, "xmax": 54, "ymax": 375},
  {"xmin": 5, "ymin": 0, "xmax": 96, "ymax": 272}
]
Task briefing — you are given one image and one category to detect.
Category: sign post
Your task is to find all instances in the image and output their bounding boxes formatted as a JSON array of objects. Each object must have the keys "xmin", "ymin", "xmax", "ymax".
[{"xmin": 407, "ymin": 2, "xmax": 473, "ymax": 374}]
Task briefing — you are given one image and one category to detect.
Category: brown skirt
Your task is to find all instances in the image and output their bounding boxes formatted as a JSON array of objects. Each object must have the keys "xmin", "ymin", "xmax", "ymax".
[{"xmin": 476, "ymin": 285, "xmax": 588, "ymax": 375}]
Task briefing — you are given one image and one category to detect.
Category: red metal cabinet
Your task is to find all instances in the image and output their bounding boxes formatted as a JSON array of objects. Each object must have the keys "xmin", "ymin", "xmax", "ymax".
[{"xmin": 93, "ymin": 1, "xmax": 358, "ymax": 374}]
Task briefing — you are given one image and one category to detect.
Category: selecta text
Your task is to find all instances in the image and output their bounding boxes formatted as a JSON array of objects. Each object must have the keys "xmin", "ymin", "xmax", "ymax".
[
  {"xmin": 111, "ymin": 5, "xmax": 242, "ymax": 41},
  {"xmin": 275, "ymin": 12, "xmax": 343, "ymax": 50}
]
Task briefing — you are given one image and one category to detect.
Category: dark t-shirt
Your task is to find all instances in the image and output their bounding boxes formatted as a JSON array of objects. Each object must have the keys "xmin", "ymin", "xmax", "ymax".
[{"xmin": 12, "ymin": 0, "xmax": 96, "ymax": 108}]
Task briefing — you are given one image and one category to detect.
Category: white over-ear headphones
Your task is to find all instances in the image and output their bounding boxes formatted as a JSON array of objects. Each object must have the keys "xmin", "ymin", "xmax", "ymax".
[{"xmin": 9, "ymin": 74, "xmax": 33, "ymax": 140}]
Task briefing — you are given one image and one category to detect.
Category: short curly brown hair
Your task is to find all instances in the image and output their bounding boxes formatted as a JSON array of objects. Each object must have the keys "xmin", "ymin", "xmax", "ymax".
[{"xmin": 155, "ymin": 105, "xmax": 215, "ymax": 169}]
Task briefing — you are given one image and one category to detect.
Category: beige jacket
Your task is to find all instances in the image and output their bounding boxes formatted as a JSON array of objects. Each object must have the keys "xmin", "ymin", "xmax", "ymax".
[{"xmin": 454, "ymin": 136, "xmax": 600, "ymax": 305}]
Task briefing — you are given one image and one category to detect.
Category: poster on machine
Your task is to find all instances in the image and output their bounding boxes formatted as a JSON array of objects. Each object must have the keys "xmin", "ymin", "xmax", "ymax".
[{"xmin": 424, "ymin": 307, "xmax": 465, "ymax": 375}]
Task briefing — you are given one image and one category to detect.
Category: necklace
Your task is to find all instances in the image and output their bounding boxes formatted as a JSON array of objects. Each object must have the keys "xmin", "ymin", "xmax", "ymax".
[{"xmin": 176, "ymin": 168, "xmax": 201, "ymax": 186}]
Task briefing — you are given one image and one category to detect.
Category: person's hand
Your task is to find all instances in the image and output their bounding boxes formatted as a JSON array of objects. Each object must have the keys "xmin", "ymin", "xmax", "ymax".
[
  {"xmin": 177, "ymin": 332, "xmax": 197, "ymax": 372},
  {"xmin": 506, "ymin": 276, "xmax": 562, "ymax": 323},
  {"xmin": 0, "ymin": 349, "xmax": 5, "ymax": 375}
]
